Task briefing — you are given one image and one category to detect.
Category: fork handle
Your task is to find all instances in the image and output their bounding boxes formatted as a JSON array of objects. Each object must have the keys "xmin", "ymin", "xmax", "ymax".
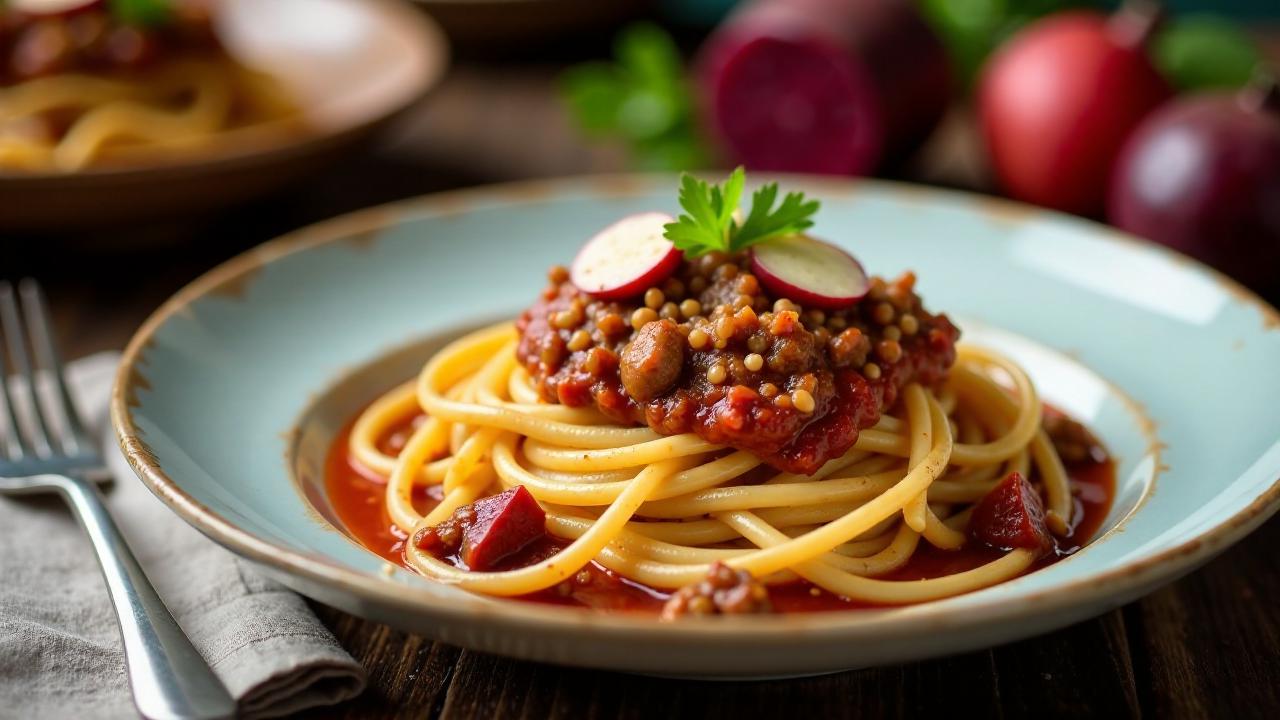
[{"xmin": 46, "ymin": 474, "xmax": 238, "ymax": 720}]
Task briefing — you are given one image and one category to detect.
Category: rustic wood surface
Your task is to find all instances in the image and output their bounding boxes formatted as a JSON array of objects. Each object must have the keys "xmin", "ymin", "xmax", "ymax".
[{"xmin": 8, "ymin": 29, "xmax": 1280, "ymax": 719}]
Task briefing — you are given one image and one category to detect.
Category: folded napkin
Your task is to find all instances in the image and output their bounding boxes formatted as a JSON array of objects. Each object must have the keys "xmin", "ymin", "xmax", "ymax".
[{"xmin": 0, "ymin": 353, "xmax": 366, "ymax": 719}]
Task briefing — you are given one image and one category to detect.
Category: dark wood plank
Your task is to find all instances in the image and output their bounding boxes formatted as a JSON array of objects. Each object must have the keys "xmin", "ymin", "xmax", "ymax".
[
  {"xmin": 1128, "ymin": 515, "xmax": 1280, "ymax": 719},
  {"xmin": 989, "ymin": 609, "xmax": 1140, "ymax": 718},
  {"xmin": 302, "ymin": 604, "xmax": 462, "ymax": 719}
]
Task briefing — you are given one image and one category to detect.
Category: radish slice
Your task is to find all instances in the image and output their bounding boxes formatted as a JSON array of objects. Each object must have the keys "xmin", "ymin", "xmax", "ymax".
[
  {"xmin": 749, "ymin": 235, "xmax": 869, "ymax": 310},
  {"xmin": 11, "ymin": 0, "xmax": 101, "ymax": 15},
  {"xmin": 571, "ymin": 212, "xmax": 681, "ymax": 301}
]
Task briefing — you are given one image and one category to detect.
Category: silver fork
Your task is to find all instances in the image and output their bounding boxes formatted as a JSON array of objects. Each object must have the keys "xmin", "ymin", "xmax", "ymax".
[{"xmin": 0, "ymin": 280, "xmax": 237, "ymax": 720}]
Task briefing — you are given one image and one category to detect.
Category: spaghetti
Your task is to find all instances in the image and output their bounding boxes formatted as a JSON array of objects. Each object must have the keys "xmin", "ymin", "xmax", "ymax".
[
  {"xmin": 0, "ymin": 2, "xmax": 297, "ymax": 171},
  {"xmin": 330, "ymin": 172, "xmax": 1112, "ymax": 616},
  {"xmin": 342, "ymin": 325, "xmax": 1096, "ymax": 609}
]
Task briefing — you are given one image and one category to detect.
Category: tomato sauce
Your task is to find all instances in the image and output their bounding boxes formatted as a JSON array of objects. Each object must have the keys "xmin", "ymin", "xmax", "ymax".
[{"xmin": 323, "ymin": 410, "xmax": 1114, "ymax": 614}]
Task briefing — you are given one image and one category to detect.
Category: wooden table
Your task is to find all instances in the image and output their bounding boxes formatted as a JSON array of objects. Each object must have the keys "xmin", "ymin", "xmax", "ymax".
[{"xmin": 13, "ymin": 59, "xmax": 1280, "ymax": 720}]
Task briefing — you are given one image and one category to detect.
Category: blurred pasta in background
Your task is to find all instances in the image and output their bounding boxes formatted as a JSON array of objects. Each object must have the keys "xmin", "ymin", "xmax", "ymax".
[{"xmin": 0, "ymin": 0, "xmax": 298, "ymax": 172}]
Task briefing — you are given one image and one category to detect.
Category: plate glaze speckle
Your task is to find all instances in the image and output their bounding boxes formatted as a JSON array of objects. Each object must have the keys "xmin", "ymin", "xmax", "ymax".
[{"xmin": 112, "ymin": 176, "xmax": 1280, "ymax": 676}]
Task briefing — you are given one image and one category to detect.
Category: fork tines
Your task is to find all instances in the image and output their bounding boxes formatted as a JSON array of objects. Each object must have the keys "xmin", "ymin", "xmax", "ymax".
[{"xmin": 0, "ymin": 280, "xmax": 97, "ymax": 468}]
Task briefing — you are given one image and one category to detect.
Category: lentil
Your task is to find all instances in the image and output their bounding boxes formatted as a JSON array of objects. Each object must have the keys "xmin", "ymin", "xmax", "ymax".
[
  {"xmin": 872, "ymin": 302, "xmax": 895, "ymax": 325},
  {"xmin": 792, "ymin": 389, "xmax": 816, "ymax": 414},
  {"xmin": 597, "ymin": 313, "xmax": 625, "ymax": 337},
  {"xmin": 568, "ymin": 329, "xmax": 591, "ymax": 352},
  {"xmin": 660, "ymin": 562, "xmax": 773, "ymax": 619},
  {"xmin": 899, "ymin": 314, "xmax": 919, "ymax": 335},
  {"xmin": 716, "ymin": 315, "xmax": 735, "ymax": 341},
  {"xmin": 663, "ymin": 278, "xmax": 685, "ymax": 299},
  {"xmin": 631, "ymin": 307, "xmax": 658, "ymax": 330},
  {"xmin": 707, "ymin": 364, "xmax": 727, "ymax": 384},
  {"xmin": 877, "ymin": 339, "xmax": 903, "ymax": 364},
  {"xmin": 644, "ymin": 288, "xmax": 665, "ymax": 309}
]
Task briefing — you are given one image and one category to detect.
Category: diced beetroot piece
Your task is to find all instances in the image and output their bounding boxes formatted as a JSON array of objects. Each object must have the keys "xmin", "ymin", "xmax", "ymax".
[
  {"xmin": 969, "ymin": 472, "xmax": 1053, "ymax": 553},
  {"xmin": 459, "ymin": 486, "xmax": 548, "ymax": 571}
]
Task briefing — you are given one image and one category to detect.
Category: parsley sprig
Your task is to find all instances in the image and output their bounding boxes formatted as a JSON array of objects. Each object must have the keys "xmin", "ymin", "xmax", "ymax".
[{"xmin": 663, "ymin": 168, "xmax": 820, "ymax": 257}]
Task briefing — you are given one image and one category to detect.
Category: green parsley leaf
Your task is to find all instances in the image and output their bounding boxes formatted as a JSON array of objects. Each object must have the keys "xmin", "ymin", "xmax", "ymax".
[
  {"xmin": 732, "ymin": 182, "xmax": 821, "ymax": 251},
  {"xmin": 664, "ymin": 172, "xmax": 733, "ymax": 257},
  {"xmin": 663, "ymin": 167, "xmax": 820, "ymax": 258}
]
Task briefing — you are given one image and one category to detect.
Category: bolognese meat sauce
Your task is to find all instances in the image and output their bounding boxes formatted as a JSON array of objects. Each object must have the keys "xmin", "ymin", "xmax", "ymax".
[
  {"xmin": 1, "ymin": 2, "xmax": 220, "ymax": 83},
  {"xmin": 516, "ymin": 252, "xmax": 958, "ymax": 474}
]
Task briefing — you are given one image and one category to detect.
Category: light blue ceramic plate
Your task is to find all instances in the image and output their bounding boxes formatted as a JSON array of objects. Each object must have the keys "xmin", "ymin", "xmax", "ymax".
[{"xmin": 112, "ymin": 176, "xmax": 1280, "ymax": 676}]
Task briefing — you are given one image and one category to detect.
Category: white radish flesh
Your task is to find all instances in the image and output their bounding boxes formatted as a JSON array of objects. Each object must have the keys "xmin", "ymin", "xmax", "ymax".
[
  {"xmin": 570, "ymin": 212, "xmax": 682, "ymax": 301},
  {"xmin": 749, "ymin": 235, "xmax": 870, "ymax": 310}
]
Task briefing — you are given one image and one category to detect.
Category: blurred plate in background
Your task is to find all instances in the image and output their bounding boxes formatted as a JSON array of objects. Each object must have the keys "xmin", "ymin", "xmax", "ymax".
[{"xmin": 0, "ymin": 0, "xmax": 448, "ymax": 232}]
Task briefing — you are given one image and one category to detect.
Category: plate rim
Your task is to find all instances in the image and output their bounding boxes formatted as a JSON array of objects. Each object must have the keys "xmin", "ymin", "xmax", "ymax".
[{"xmin": 110, "ymin": 173, "xmax": 1280, "ymax": 642}]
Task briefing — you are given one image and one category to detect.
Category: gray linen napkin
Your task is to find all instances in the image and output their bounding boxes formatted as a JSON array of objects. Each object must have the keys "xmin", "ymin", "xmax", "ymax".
[{"xmin": 0, "ymin": 353, "xmax": 366, "ymax": 719}]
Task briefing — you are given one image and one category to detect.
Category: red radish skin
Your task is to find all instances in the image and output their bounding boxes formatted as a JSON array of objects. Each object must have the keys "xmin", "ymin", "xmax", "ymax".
[
  {"xmin": 978, "ymin": 9, "xmax": 1171, "ymax": 216},
  {"xmin": 969, "ymin": 472, "xmax": 1052, "ymax": 553},
  {"xmin": 749, "ymin": 235, "xmax": 869, "ymax": 310},
  {"xmin": 570, "ymin": 212, "xmax": 681, "ymax": 301},
  {"xmin": 1108, "ymin": 86, "xmax": 1280, "ymax": 291},
  {"xmin": 698, "ymin": 0, "xmax": 951, "ymax": 176}
]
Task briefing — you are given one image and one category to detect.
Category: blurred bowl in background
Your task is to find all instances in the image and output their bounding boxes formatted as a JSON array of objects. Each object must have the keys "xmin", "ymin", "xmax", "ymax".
[{"xmin": 0, "ymin": 0, "xmax": 448, "ymax": 232}]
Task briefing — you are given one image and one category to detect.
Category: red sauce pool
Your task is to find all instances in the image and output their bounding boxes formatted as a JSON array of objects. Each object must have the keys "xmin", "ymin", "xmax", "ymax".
[{"xmin": 324, "ymin": 409, "xmax": 1115, "ymax": 614}]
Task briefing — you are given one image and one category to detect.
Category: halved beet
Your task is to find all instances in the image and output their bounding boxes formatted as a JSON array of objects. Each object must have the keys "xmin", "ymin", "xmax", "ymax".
[
  {"xmin": 969, "ymin": 472, "xmax": 1053, "ymax": 553},
  {"xmin": 570, "ymin": 212, "xmax": 681, "ymax": 301},
  {"xmin": 749, "ymin": 235, "xmax": 869, "ymax": 310},
  {"xmin": 698, "ymin": 0, "xmax": 951, "ymax": 175}
]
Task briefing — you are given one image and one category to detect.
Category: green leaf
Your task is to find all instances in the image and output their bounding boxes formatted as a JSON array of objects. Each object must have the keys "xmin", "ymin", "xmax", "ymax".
[
  {"xmin": 560, "ymin": 63, "xmax": 627, "ymax": 135},
  {"xmin": 665, "ymin": 173, "xmax": 729, "ymax": 257},
  {"xmin": 664, "ymin": 168, "xmax": 820, "ymax": 258},
  {"xmin": 559, "ymin": 22, "xmax": 710, "ymax": 171},
  {"xmin": 730, "ymin": 183, "xmax": 820, "ymax": 252},
  {"xmin": 1155, "ymin": 16, "xmax": 1262, "ymax": 92},
  {"xmin": 617, "ymin": 23, "xmax": 684, "ymax": 96},
  {"xmin": 109, "ymin": 0, "xmax": 173, "ymax": 27}
]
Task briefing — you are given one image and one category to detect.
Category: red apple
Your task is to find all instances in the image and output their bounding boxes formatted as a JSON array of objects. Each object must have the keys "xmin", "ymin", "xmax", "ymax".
[
  {"xmin": 978, "ymin": 5, "xmax": 1171, "ymax": 216},
  {"xmin": 570, "ymin": 212, "xmax": 681, "ymax": 301},
  {"xmin": 749, "ymin": 235, "xmax": 870, "ymax": 310},
  {"xmin": 1109, "ymin": 78, "xmax": 1280, "ymax": 291}
]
